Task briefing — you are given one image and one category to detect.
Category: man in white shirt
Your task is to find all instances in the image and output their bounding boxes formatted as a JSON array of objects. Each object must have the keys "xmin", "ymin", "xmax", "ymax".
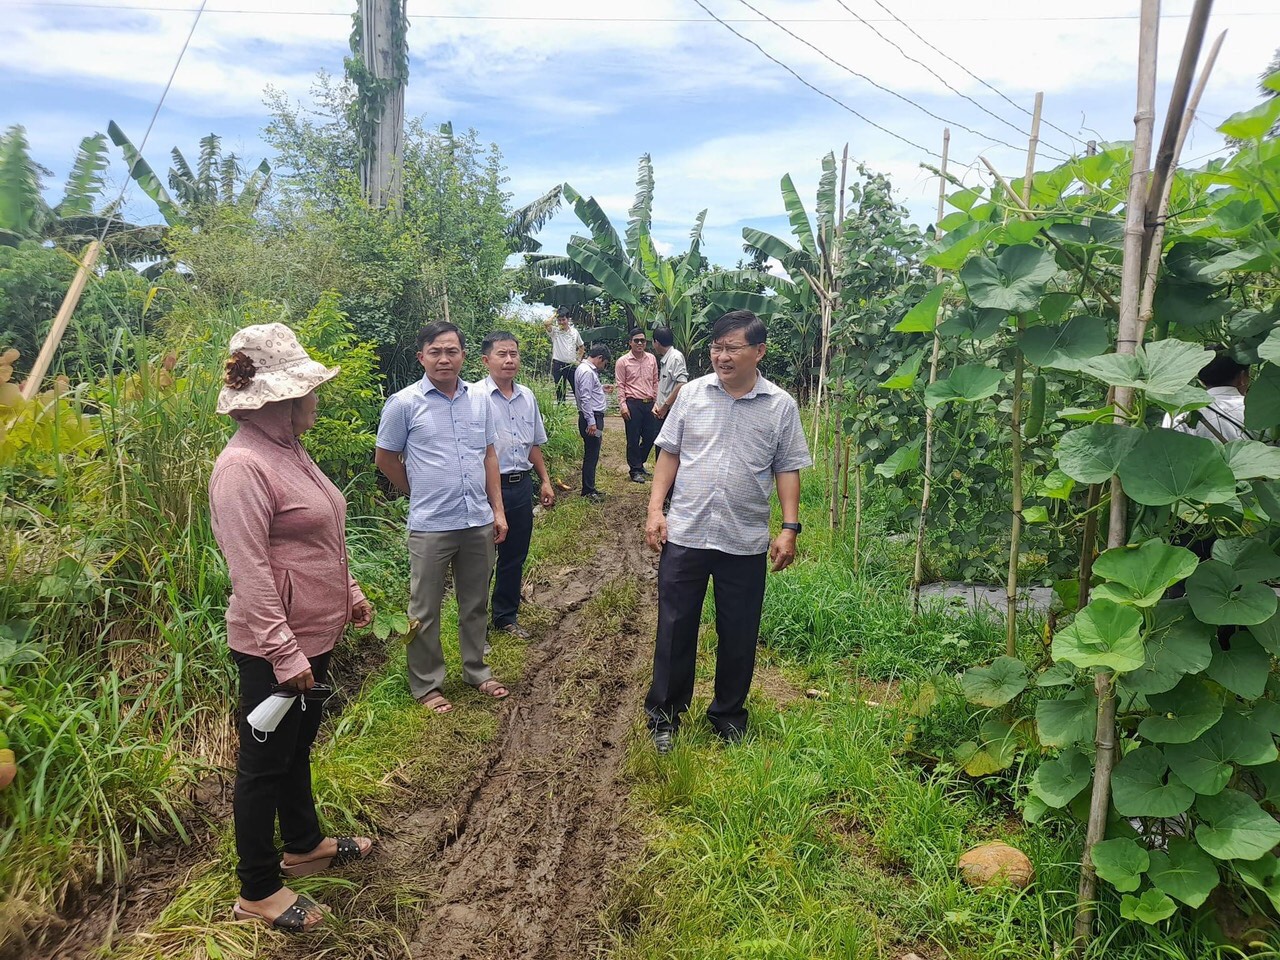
[
  {"xmin": 643, "ymin": 311, "xmax": 812, "ymax": 754},
  {"xmin": 652, "ymin": 325, "xmax": 688, "ymax": 423},
  {"xmin": 543, "ymin": 306, "xmax": 585, "ymax": 404},
  {"xmin": 1163, "ymin": 353, "xmax": 1251, "ymax": 442}
]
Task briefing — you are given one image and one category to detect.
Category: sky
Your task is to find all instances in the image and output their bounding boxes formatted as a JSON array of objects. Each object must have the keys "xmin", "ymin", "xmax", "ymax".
[{"xmin": 4, "ymin": 0, "xmax": 1279, "ymax": 269}]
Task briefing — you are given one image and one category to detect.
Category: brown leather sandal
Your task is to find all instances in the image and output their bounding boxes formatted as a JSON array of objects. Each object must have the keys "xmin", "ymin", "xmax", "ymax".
[
  {"xmin": 417, "ymin": 690, "xmax": 453, "ymax": 714},
  {"xmin": 475, "ymin": 678, "xmax": 510, "ymax": 700}
]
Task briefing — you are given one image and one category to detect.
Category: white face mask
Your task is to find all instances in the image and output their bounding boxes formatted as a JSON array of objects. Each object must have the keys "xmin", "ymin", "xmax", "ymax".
[{"xmin": 246, "ymin": 690, "xmax": 303, "ymax": 740}]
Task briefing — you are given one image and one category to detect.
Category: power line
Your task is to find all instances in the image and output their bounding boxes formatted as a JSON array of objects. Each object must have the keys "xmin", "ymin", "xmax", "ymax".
[
  {"xmin": 730, "ymin": 0, "xmax": 1055, "ymax": 159},
  {"xmin": 864, "ymin": 0, "xmax": 1085, "ymax": 149},
  {"xmin": 96, "ymin": 0, "xmax": 208, "ymax": 245},
  {"xmin": 12, "ymin": 2, "xmax": 1280, "ymax": 20},
  {"xmin": 688, "ymin": 0, "xmax": 941, "ymax": 158},
  {"xmin": 829, "ymin": 0, "xmax": 1074, "ymax": 158}
]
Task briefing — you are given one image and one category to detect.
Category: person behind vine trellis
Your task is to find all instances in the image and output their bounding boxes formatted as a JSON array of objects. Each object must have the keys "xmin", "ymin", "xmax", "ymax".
[
  {"xmin": 209, "ymin": 323, "xmax": 375, "ymax": 934},
  {"xmin": 1162, "ymin": 350, "xmax": 1254, "ymax": 596},
  {"xmin": 1161, "ymin": 351, "xmax": 1252, "ymax": 444}
]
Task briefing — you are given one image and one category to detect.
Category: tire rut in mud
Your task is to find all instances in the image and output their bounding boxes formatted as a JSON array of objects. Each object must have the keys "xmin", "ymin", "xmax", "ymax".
[{"xmin": 403, "ymin": 487, "xmax": 656, "ymax": 960}]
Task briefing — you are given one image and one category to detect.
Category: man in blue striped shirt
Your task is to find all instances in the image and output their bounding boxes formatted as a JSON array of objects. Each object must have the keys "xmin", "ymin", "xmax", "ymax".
[
  {"xmin": 480, "ymin": 331, "xmax": 555, "ymax": 641},
  {"xmin": 375, "ymin": 322, "xmax": 512, "ymax": 715}
]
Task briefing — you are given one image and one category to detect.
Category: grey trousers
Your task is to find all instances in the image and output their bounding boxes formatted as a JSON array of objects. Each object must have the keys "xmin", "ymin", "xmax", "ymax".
[{"xmin": 407, "ymin": 524, "xmax": 495, "ymax": 698}]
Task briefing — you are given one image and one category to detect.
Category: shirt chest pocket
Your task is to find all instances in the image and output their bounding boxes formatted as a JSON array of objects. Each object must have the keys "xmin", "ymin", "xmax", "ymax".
[
  {"xmin": 739, "ymin": 423, "xmax": 780, "ymax": 472},
  {"xmin": 468, "ymin": 416, "xmax": 488, "ymax": 447}
]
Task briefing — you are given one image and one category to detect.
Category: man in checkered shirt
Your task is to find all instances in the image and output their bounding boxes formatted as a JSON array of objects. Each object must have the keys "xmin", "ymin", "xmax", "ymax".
[{"xmin": 643, "ymin": 310, "xmax": 812, "ymax": 754}]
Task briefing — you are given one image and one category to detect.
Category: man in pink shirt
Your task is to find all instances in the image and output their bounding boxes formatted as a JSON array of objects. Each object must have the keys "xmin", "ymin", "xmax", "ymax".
[{"xmin": 615, "ymin": 326, "xmax": 659, "ymax": 483}]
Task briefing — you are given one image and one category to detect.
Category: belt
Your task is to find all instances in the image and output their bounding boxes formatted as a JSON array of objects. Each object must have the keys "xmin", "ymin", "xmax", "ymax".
[{"xmin": 501, "ymin": 471, "xmax": 528, "ymax": 485}]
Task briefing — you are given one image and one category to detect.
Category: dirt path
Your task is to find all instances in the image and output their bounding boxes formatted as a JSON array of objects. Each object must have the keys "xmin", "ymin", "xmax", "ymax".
[{"xmin": 288, "ymin": 419, "xmax": 657, "ymax": 960}]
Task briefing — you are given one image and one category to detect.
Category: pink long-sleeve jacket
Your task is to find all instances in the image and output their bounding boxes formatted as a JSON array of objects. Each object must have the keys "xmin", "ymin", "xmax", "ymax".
[{"xmin": 209, "ymin": 401, "xmax": 367, "ymax": 683}]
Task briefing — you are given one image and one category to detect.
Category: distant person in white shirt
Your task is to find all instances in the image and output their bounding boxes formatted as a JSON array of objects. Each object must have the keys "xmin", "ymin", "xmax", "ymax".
[
  {"xmin": 1162, "ymin": 353, "xmax": 1251, "ymax": 442},
  {"xmin": 651, "ymin": 325, "xmax": 688, "ymax": 424},
  {"xmin": 543, "ymin": 306, "xmax": 585, "ymax": 404}
]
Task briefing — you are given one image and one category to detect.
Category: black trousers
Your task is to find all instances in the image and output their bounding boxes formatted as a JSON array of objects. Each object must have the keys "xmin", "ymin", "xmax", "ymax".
[
  {"xmin": 233, "ymin": 649, "xmax": 331, "ymax": 902},
  {"xmin": 551, "ymin": 360, "xmax": 576, "ymax": 402},
  {"xmin": 492, "ymin": 474, "xmax": 533, "ymax": 627},
  {"xmin": 644, "ymin": 543, "xmax": 767, "ymax": 737},
  {"xmin": 578, "ymin": 411, "xmax": 604, "ymax": 495},
  {"xmin": 623, "ymin": 398, "xmax": 658, "ymax": 472}
]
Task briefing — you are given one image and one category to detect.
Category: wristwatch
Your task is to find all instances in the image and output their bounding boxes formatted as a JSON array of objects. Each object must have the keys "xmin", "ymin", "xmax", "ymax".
[{"xmin": 782, "ymin": 522, "xmax": 802, "ymax": 534}]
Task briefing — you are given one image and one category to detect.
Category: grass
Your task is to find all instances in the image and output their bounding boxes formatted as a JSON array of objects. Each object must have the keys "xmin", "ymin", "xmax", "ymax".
[{"xmin": 607, "ymin": 463, "xmax": 1278, "ymax": 960}]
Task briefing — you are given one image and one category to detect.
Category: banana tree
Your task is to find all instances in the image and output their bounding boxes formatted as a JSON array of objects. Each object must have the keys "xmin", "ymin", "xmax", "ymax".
[
  {"xmin": 107, "ymin": 122, "xmax": 271, "ymax": 228},
  {"xmin": 0, "ymin": 126, "xmax": 151, "ymax": 252},
  {"xmin": 526, "ymin": 153, "xmax": 774, "ymax": 356}
]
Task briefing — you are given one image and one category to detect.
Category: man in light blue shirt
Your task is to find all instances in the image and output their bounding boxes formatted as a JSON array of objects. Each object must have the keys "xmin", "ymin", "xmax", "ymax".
[
  {"xmin": 575, "ymin": 344, "xmax": 611, "ymax": 501},
  {"xmin": 375, "ymin": 321, "xmax": 511, "ymax": 714},
  {"xmin": 480, "ymin": 331, "xmax": 555, "ymax": 640}
]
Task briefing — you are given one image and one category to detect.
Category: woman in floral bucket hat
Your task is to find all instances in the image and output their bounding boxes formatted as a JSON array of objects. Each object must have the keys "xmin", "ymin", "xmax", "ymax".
[{"xmin": 208, "ymin": 323, "xmax": 375, "ymax": 932}]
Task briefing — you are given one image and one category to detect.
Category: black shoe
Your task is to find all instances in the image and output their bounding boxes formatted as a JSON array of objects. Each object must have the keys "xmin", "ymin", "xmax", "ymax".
[
  {"xmin": 584, "ymin": 491, "xmax": 606, "ymax": 503},
  {"xmin": 652, "ymin": 729, "xmax": 674, "ymax": 754},
  {"xmin": 713, "ymin": 726, "xmax": 746, "ymax": 745},
  {"xmin": 629, "ymin": 470, "xmax": 645, "ymax": 483}
]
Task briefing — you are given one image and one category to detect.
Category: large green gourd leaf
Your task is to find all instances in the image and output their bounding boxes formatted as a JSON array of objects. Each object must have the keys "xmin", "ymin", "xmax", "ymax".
[
  {"xmin": 1206, "ymin": 631, "xmax": 1272, "ymax": 700},
  {"xmin": 1021, "ymin": 315, "xmax": 1109, "ymax": 370},
  {"xmin": 1165, "ymin": 711, "xmax": 1278, "ymax": 795},
  {"xmin": 1195, "ymin": 789, "xmax": 1280, "ymax": 861},
  {"xmin": 1137, "ymin": 677, "xmax": 1225, "ymax": 744},
  {"xmin": 1091, "ymin": 837, "xmax": 1149, "ymax": 893},
  {"xmin": 1187, "ymin": 560, "xmax": 1278, "ymax": 627},
  {"xmin": 894, "ymin": 282, "xmax": 948, "ymax": 334},
  {"xmin": 1030, "ymin": 747, "xmax": 1092, "ymax": 808},
  {"xmin": 1051, "ymin": 599, "xmax": 1145, "ymax": 674},
  {"xmin": 1120, "ymin": 600, "xmax": 1214, "ymax": 696},
  {"xmin": 1117, "ymin": 429, "xmax": 1237, "ymax": 507},
  {"xmin": 1145, "ymin": 838, "xmax": 1219, "ymax": 907},
  {"xmin": 1112, "ymin": 745, "xmax": 1195, "ymax": 817},
  {"xmin": 923, "ymin": 364, "xmax": 1005, "ymax": 409},
  {"xmin": 1091, "ymin": 540, "xmax": 1199, "ymax": 607},
  {"xmin": 1244, "ymin": 364, "xmax": 1280, "ymax": 432},
  {"xmin": 1056, "ymin": 424, "xmax": 1141, "ymax": 484},
  {"xmin": 1036, "ymin": 687, "xmax": 1096, "ymax": 748},
  {"xmin": 959, "ymin": 244, "xmax": 1058, "ymax": 313},
  {"xmin": 1210, "ymin": 537, "xmax": 1280, "ymax": 582},
  {"xmin": 1236, "ymin": 853, "xmax": 1280, "ymax": 912},
  {"xmin": 959, "ymin": 656, "xmax": 1030, "ymax": 707}
]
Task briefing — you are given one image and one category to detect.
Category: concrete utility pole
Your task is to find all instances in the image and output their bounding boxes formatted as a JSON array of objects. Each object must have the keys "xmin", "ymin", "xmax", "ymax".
[{"xmin": 350, "ymin": 0, "xmax": 408, "ymax": 209}]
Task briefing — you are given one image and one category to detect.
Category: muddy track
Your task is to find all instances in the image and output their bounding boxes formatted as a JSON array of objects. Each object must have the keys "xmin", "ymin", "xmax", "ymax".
[{"xmin": 401, "ymin": 484, "xmax": 655, "ymax": 959}]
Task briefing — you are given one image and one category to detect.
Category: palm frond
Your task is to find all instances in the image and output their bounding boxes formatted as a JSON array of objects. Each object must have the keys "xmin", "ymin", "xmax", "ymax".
[
  {"xmin": 624, "ymin": 152, "xmax": 654, "ymax": 258},
  {"xmin": 507, "ymin": 184, "xmax": 563, "ymax": 253},
  {"xmin": 56, "ymin": 134, "xmax": 109, "ymax": 217},
  {"xmin": 0, "ymin": 125, "xmax": 49, "ymax": 237}
]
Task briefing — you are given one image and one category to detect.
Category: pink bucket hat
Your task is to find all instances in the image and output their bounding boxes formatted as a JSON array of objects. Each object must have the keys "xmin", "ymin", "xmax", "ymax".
[{"xmin": 216, "ymin": 322, "xmax": 340, "ymax": 415}]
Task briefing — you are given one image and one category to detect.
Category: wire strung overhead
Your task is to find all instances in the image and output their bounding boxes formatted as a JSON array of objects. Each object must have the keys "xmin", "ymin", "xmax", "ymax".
[
  {"xmin": 864, "ymin": 0, "xmax": 1086, "ymax": 150},
  {"xmin": 690, "ymin": 0, "xmax": 942, "ymax": 158},
  {"xmin": 95, "ymin": 0, "xmax": 210, "ymax": 246},
  {"xmin": 730, "ymin": 0, "xmax": 1063, "ymax": 159},
  {"xmin": 829, "ymin": 0, "xmax": 1073, "ymax": 159}
]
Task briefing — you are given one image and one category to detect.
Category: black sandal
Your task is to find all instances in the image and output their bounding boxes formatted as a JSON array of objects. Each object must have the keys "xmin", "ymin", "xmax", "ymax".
[
  {"xmin": 280, "ymin": 836, "xmax": 372, "ymax": 878},
  {"xmin": 232, "ymin": 893, "xmax": 326, "ymax": 932}
]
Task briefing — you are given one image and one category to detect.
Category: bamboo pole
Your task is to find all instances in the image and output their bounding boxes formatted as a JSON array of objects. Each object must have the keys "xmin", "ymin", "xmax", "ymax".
[
  {"xmin": 1136, "ymin": 29, "xmax": 1225, "ymax": 344},
  {"xmin": 1006, "ymin": 93, "xmax": 1044, "ymax": 657},
  {"xmin": 1075, "ymin": 1, "xmax": 1161, "ymax": 950},
  {"xmin": 911, "ymin": 128, "xmax": 950, "ymax": 614},
  {"xmin": 21, "ymin": 241, "xmax": 103, "ymax": 401}
]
